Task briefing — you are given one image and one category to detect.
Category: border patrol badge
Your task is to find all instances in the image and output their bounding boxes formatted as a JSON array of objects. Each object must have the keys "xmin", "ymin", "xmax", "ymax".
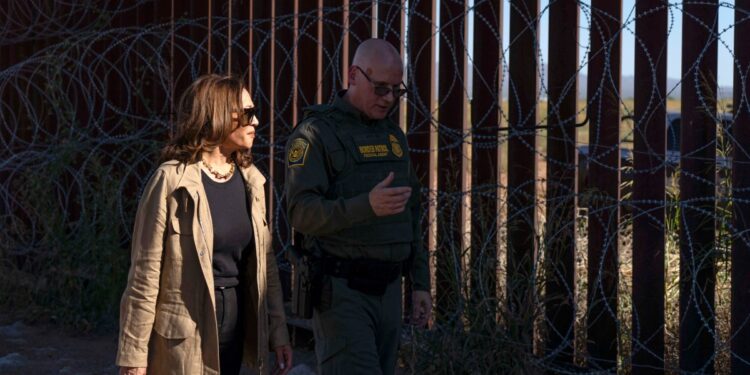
[
  {"xmin": 389, "ymin": 134, "xmax": 403, "ymax": 158},
  {"xmin": 288, "ymin": 138, "xmax": 309, "ymax": 167}
]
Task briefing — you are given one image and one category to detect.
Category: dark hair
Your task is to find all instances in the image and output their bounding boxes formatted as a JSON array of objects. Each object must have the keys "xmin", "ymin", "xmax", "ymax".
[{"xmin": 160, "ymin": 74, "xmax": 253, "ymax": 167}]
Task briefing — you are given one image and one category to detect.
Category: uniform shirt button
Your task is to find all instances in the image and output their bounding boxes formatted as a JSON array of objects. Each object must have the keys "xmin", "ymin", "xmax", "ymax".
[{"xmin": 199, "ymin": 250, "xmax": 205, "ymax": 256}]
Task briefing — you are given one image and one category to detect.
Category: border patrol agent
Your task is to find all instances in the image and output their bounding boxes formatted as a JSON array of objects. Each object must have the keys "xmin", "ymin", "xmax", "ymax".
[{"xmin": 285, "ymin": 39, "xmax": 432, "ymax": 374}]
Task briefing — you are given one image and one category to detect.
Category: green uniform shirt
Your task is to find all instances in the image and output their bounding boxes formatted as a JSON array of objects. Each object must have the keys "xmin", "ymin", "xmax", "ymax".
[{"xmin": 285, "ymin": 92, "xmax": 430, "ymax": 292}]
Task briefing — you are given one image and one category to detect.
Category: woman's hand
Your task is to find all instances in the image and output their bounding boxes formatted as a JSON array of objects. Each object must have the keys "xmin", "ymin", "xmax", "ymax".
[
  {"xmin": 272, "ymin": 344, "xmax": 293, "ymax": 375},
  {"xmin": 119, "ymin": 367, "xmax": 146, "ymax": 375}
]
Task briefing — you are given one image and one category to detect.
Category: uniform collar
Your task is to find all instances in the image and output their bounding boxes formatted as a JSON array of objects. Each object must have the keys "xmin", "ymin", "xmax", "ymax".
[{"xmin": 333, "ymin": 90, "xmax": 379, "ymax": 126}]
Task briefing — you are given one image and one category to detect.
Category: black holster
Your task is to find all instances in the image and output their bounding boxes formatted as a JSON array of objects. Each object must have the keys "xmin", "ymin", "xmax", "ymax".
[{"xmin": 288, "ymin": 232, "xmax": 322, "ymax": 319}]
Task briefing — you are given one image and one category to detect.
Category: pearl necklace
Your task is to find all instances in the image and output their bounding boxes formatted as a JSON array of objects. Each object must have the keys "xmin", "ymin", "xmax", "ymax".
[{"xmin": 201, "ymin": 160, "xmax": 235, "ymax": 180}]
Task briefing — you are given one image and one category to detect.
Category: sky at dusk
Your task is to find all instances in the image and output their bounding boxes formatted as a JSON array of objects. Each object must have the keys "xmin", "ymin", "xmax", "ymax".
[{"xmin": 528, "ymin": 0, "xmax": 737, "ymax": 86}]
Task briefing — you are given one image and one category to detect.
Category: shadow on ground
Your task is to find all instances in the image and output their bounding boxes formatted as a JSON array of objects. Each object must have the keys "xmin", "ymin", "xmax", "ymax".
[{"xmin": 0, "ymin": 314, "xmax": 317, "ymax": 375}]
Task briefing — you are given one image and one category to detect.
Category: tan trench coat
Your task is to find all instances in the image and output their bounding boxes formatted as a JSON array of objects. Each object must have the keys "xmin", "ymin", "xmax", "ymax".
[{"xmin": 116, "ymin": 161, "xmax": 290, "ymax": 374}]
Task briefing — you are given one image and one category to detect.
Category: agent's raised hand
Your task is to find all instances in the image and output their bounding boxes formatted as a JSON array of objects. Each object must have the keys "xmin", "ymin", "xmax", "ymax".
[{"xmin": 368, "ymin": 172, "xmax": 411, "ymax": 216}]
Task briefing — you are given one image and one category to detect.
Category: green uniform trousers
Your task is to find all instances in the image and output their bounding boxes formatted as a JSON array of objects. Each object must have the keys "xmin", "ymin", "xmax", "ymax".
[{"xmin": 313, "ymin": 275, "xmax": 402, "ymax": 375}]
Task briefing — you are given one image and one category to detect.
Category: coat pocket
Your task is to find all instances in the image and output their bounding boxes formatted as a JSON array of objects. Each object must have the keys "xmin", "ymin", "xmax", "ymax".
[{"xmin": 153, "ymin": 309, "xmax": 197, "ymax": 339}]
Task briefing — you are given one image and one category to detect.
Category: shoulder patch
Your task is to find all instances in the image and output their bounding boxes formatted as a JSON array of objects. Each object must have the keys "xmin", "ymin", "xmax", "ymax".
[{"xmin": 287, "ymin": 138, "xmax": 310, "ymax": 168}]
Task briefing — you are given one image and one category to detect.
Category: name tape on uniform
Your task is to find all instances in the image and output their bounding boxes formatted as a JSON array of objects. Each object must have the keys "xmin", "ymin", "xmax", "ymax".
[{"xmin": 359, "ymin": 144, "xmax": 389, "ymax": 158}]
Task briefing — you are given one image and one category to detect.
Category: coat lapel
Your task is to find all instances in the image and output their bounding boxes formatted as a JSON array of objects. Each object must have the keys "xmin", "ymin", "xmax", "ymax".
[
  {"xmin": 240, "ymin": 164, "xmax": 270, "ymax": 363},
  {"xmin": 176, "ymin": 162, "xmax": 216, "ymax": 306}
]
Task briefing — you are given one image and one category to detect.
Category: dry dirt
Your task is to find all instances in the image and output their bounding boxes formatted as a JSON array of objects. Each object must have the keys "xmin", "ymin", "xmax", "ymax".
[
  {"xmin": 0, "ymin": 313, "xmax": 317, "ymax": 375},
  {"xmin": 0, "ymin": 314, "xmax": 118, "ymax": 375}
]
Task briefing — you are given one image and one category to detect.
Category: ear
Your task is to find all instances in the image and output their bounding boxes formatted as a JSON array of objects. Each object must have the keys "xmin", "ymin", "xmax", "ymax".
[{"xmin": 348, "ymin": 65, "xmax": 358, "ymax": 85}]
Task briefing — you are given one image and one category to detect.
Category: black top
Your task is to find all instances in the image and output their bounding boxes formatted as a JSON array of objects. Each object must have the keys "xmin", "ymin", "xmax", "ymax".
[{"xmin": 201, "ymin": 168, "xmax": 254, "ymax": 288}]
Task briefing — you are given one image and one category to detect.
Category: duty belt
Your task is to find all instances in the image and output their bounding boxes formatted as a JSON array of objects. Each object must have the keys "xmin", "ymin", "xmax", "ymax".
[{"xmin": 321, "ymin": 257, "xmax": 402, "ymax": 296}]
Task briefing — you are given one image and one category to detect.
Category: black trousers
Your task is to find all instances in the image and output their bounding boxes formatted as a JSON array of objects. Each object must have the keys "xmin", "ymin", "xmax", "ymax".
[{"xmin": 215, "ymin": 286, "xmax": 244, "ymax": 375}]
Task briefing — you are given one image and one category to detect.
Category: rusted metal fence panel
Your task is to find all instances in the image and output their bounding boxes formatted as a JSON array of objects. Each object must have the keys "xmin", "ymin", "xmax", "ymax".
[
  {"xmin": 321, "ymin": 0, "xmax": 346, "ymax": 102},
  {"xmin": 631, "ymin": 1, "xmax": 668, "ymax": 373},
  {"xmin": 271, "ymin": 0, "xmax": 298, "ymax": 298},
  {"xmin": 6, "ymin": 1, "xmax": 750, "ymax": 372},
  {"xmin": 471, "ymin": 0, "xmax": 501, "ymax": 328},
  {"xmin": 347, "ymin": 0, "xmax": 376, "ymax": 53},
  {"xmin": 250, "ymin": 0, "xmax": 273, "ymax": 203},
  {"xmin": 296, "ymin": 1, "xmax": 321, "ymax": 110},
  {"xmin": 506, "ymin": 0, "xmax": 539, "ymax": 348},
  {"xmin": 229, "ymin": 0, "xmax": 252, "ymax": 78},
  {"xmin": 172, "ymin": 1, "xmax": 210, "ymax": 93},
  {"xmin": 342, "ymin": 0, "xmax": 374, "ymax": 86},
  {"xmin": 406, "ymin": 0, "xmax": 437, "ymax": 315},
  {"xmin": 435, "ymin": 0, "xmax": 469, "ymax": 321},
  {"xmin": 586, "ymin": 0, "xmax": 621, "ymax": 370},
  {"xmin": 733, "ymin": 4, "xmax": 750, "ymax": 373},
  {"xmin": 679, "ymin": 1, "xmax": 718, "ymax": 372},
  {"xmin": 378, "ymin": 0, "xmax": 402, "ymax": 45},
  {"xmin": 545, "ymin": 0, "xmax": 578, "ymax": 366},
  {"xmin": 208, "ymin": 0, "xmax": 228, "ymax": 74},
  {"xmin": 378, "ymin": 0, "xmax": 405, "ymax": 133}
]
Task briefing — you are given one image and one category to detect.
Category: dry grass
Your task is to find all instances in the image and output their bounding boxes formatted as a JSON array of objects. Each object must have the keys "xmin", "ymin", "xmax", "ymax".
[{"xmin": 404, "ymin": 101, "xmax": 736, "ymax": 373}]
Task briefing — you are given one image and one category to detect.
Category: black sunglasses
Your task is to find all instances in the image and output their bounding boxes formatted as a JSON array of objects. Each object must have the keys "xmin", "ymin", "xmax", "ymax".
[
  {"xmin": 355, "ymin": 66, "xmax": 407, "ymax": 98},
  {"xmin": 240, "ymin": 107, "xmax": 258, "ymax": 127}
]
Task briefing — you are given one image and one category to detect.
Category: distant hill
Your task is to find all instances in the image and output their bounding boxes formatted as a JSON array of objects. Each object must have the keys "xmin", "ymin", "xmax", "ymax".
[{"xmin": 499, "ymin": 73, "xmax": 733, "ymax": 100}]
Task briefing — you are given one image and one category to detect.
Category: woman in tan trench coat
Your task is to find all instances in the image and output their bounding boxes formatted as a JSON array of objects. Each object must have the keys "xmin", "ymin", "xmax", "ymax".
[{"xmin": 116, "ymin": 75, "xmax": 292, "ymax": 375}]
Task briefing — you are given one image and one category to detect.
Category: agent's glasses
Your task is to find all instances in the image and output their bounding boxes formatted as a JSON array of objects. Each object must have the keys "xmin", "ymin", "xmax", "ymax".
[{"xmin": 355, "ymin": 66, "xmax": 407, "ymax": 98}]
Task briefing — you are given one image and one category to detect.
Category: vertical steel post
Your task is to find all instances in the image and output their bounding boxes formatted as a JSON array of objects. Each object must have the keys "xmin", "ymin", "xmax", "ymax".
[
  {"xmin": 271, "ymin": 0, "xmax": 296, "ymax": 299},
  {"xmin": 471, "ymin": 0, "xmax": 502, "ymax": 329},
  {"xmin": 507, "ymin": 0, "xmax": 540, "ymax": 348},
  {"xmin": 250, "ymin": 0, "xmax": 273, "ymax": 219},
  {"xmin": 732, "ymin": 2, "xmax": 750, "ymax": 373},
  {"xmin": 545, "ymin": 0, "xmax": 578, "ymax": 366},
  {"xmin": 679, "ymin": 1, "xmax": 718, "ymax": 372},
  {"xmin": 346, "ymin": 0, "xmax": 375, "ymax": 61},
  {"xmin": 297, "ymin": 1, "xmax": 320, "ymax": 110},
  {"xmin": 322, "ymin": 0, "xmax": 346, "ymax": 102},
  {"xmin": 586, "ymin": 0, "xmax": 621, "ymax": 370},
  {"xmin": 406, "ymin": 0, "xmax": 437, "ymax": 309},
  {"xmin": 436, "ymin": 0, "xmax": 469, "ymax": 322},
  {"xmin": 631, "ymin": 1, "xmax": 667, "ymax": 373}
]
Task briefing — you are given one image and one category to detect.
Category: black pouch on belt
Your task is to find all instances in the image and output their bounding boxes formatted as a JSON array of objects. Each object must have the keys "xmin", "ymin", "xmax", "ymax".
[{"xmin": 325, "ymin": 258, "xmax": 402, "ymax": 296}]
